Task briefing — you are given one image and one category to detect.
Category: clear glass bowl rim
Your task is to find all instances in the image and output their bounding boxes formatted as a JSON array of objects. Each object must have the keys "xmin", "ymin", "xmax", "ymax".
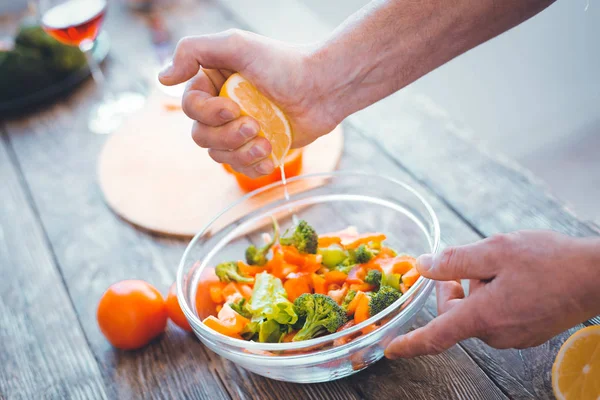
[{"xmin": 176, "ymin": 170, "xmax": 440, "ymax": 352}]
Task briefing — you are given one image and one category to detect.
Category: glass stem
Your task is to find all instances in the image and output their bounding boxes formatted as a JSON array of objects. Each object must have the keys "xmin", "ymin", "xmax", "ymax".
[{"xmin": 81, "ymin": 41, "xmax": 116, "ymax": 103}]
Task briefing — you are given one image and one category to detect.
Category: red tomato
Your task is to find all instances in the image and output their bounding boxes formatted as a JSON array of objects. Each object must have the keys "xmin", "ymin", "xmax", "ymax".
[
  {"xmin": 97, "ymin": 280, "xmax": 167, "ymax": 350},
  {"xmin": 166, "ymin": 282, "xmax": 192, "ymax": 332}
]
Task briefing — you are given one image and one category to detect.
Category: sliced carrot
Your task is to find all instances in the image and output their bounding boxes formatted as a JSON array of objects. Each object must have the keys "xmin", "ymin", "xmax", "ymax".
[
  {"xmin": 318, "ymin": 236, "xmax": 342, "ymax": 248},
  {"xmin": 324, "ymin": 270, "xmax": 347, "ymax": 285},
  {"xmin": 284, "ymin": 275, "xmax": 312, "ymax": 302},
  {"xmin": 328, "ymin": 285, "xmax": 348, "ymax": 304},
  {"xmin": 238, "ymin": 284, "xmax": 254, "ymax": 299},
  {"xmin": 311, "ymin": 273, "xmax": 327, "ymax": 294},
  {"xmin": 215, "ymin": 304, "xmax": 223, "ymax": 313},
  {"xmin": 203, "ymin": 315, "xmax": 241, "ymax": 338},
  {"xmin": 346, "ymin": 291, "xmax": 367, "ymax": 315},
  {"xmin": 402, "ymin": 268, "xmax": 420, "ymax": 288},
  {"xmin": 222, "ymin": 282, "xmax": 242, "ymax": 300},
  {"xmin": 354, "ymin": 294, "xmax": 370, "ymax": 324},
  {"xmin": 342, "ymin": 233, "xmax": 387, "ymax": 249},
  {"xmin": 209, "ymin": 283, "xmax": 225, "ymax": 304},
  {"xmin": 238, "ymin": 260, "xmax": 268, "ymax": 277}
]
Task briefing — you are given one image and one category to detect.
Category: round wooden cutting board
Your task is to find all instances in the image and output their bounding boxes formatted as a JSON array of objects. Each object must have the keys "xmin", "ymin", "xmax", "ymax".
[{"xmin": 97, "ymin": 94, "xmax": 344, "ymax": 238}]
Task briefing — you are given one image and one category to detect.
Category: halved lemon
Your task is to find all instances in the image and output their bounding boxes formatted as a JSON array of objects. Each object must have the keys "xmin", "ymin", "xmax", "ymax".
[
  {"xmin": 552, "ymin": 325, "xmax": 600, "ymax": 400},
  {"xmin": 220, "ymin": 73, "xmax": 292, "ymax": 168}
]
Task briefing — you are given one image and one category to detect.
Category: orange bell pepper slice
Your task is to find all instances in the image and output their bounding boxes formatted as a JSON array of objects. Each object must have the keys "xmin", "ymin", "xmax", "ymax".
[
  {"xmin": 311, "ymin": 273, "xmax": 327, "ymax": 294},
  {"xmin": 218, "ymin": 303, "xmax": 250, "ymax": 332},
  {"xmin": 238, "ymin": 284, "xmax": 254, "ymax": 299},
  {"xmin": 237, "ymin": 260, "xmax": 269, "ymax": 277},
  {"xmin": 324, "ymin": 270, "xmax": 347, "ymax": 285},
  {"xmin": 221, "ymin": 282, "xmax": 243, "ymax": 301},
  {"xmin": 378, "ymin": 255, "xmax": 416, "ymax": 275},
  {"xmin": 346, "ymin": 265, "xmax": 366, "ymax": 284},
  {"xmin": 349, "ymin": 282, "xmax": 374, "ymax": 292},
  {"xmin": 209, "ymin": 282, "xmax": 225, "ymax": 304},
  {"xmin": 354, "ymin": 294, "xmax": 371, "ymax": 324},
  {"xmin": 346, "ymin": 291, "xmax": 367, "ymax": 316},
  {"xmin": 283, "ymin": 274, "xmax": 312, "ymax": 302},
  {"xmin": 195, "ymin": 267, "xmax": 221, "ymax": 319},
  {"xmin": 282, "ymin": 246, "xmax": 306, "ymax": 267},
  {"xmin": 401, "ymin": 267, "xmax": 420, "ymax": 288},
  {"xmin": 317, "ymin": 236, "xmax": 343, "ymax": 248},
  {"xmin": 342, "ymin": 233, "xmax": 387, "ymax": 249}
]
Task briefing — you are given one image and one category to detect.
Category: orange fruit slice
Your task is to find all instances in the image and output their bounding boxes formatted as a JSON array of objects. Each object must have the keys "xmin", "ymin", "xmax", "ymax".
[
  {"xmin": 552, "ymin": 325, "xmax": 600, "ymax": 400},
  {"xmin": 220, "ymin": 73, "xmax": 292, "ymax": 167}
]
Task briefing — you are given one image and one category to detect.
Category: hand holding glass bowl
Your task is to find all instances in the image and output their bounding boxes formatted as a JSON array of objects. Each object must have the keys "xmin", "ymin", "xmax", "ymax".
[{"xmin": 177, "ymin": 172, "xmax": 439, "ymax": 382}]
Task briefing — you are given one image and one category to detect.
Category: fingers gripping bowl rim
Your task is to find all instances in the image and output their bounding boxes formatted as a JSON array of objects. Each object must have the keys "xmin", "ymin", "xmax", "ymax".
[{"xmin": 176, "ymin": 171, "xmax": 440, "ymax": 382}]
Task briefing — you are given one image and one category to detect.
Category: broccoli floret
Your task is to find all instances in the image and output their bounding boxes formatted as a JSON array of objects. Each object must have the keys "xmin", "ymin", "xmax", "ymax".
[
  {"xmin": 280, "ymin": 220, "xmax": 318, "ymax": 254},
  {"xmin": 369, "ymin": 286, "xmax": 402, "ymax": 317},
  {"xmin": 354, "ymin": 244, "xmax": 377, "ymax": 264},
  {"xmin": 292, "ymin": 294, "xmax": 347, "ymax": 341},
  {"xmin": 341, "ymin": 289, "xmax": 357, "ymax": 310},
  {"xmin": 230, "ymin": 298, "xmax": 252, "ymax": 319},
  {"xmin": 245, "ymin": 218, "xmax": 280, "ymax": 266},
  {"xmin": 364, "ymin": 269, "xmax": 383, "ymax": 290},
  {"xmin": 215, "ymin": 261, "xmax": 254, "ymax": 284},
  {"xmin": 333, "ymin": 257, "xmax": 355, "ymax": 274}
]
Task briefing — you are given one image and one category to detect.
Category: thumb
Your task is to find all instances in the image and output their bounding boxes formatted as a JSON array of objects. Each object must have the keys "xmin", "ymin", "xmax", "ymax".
[
  {"xmin": 159, "ymin": 30, "xmax": 256, "ymax": 86},
  {"xmin": 416, "ymin": 241, "xmax": 497, "ymax": 281},
  {"xmin": 385, "ymin": 296, "xmax": 482, "ymax": 359}
]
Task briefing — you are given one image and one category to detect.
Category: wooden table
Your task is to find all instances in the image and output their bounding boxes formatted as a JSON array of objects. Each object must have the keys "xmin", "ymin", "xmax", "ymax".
[{"xmin": 1, "ymin": 0, "xmax": 598, "ymax": 399}]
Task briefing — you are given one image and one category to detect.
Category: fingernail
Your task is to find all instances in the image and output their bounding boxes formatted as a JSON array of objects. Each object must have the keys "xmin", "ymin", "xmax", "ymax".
[
  {"xmin": 239, "ymin": 123, "xmax": 258, "ymax": 139},
  {"xmin": 416, "ymin": 254, "xmax": 433, "ymax": 272},
  {"xmin": 219, "ymin": 109, "xmax": 235, "ymax": 121},
  {"xmin": 249, "ymin": 145, "xmax": 267, "ymax": 159},
  {"xmin": 159, "ymin": 60, "xmax": 173, "ymax": 78},
  {"xmin": 255, "ymin": 159, "xmax": 274, "ymax": 174},
  {"xmin": 384, "ymin": 344, "xmax": 404, "ymax": 360}
]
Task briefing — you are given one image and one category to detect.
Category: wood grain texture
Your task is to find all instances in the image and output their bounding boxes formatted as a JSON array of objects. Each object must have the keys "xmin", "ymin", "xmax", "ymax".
[{"xmin": 0, "ymin": 132, "xmax": 107, "ymax": 400}]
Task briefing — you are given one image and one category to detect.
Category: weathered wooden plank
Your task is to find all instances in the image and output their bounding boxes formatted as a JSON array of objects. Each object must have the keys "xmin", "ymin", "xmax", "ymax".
[
  {"xmin": 0, "ymin": 131, "xmax": 108, "ymax": 400},
  {"xmin": 0, "ymin": 4, "xmax": 233, "ymax": 400}
]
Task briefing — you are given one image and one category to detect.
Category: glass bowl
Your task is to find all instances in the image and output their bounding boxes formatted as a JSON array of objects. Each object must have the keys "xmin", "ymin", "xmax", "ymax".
[{"xmin": 177, "ymin": 171, "xmax": 440, "ymax": 383}]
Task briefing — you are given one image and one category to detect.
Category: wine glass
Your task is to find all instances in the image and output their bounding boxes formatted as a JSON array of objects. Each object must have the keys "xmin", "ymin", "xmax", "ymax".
[{"xmin": 38, "ymin": 0, "xmax": 145, "ymax": 134}]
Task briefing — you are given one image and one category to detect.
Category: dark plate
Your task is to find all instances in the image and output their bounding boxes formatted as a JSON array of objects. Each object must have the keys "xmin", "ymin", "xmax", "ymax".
[{"xmin": 0, "ymin": 30, "xmax": 110, "ymax": 116}]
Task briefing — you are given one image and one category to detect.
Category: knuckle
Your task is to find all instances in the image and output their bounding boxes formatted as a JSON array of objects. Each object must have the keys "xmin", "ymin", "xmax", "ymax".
[
  {"xmin": 176, "ymin": 36, "xmax": 195, "ymax": 55},
  {"xmin": 439, "ymin": 246, "xmax": 461, "ymax": 272},
  {"xmin": 423, "ymin": 338, "xmax": 448, "ymax": 355},
  {"xmin": 191, "ymin": 123, "xmax": 209, "ymax": 148},
  {"xmin": 237, "ymin": 148, "xmax": 256, "ymax": 166},
  {"xmin": 487, "ymin": 233, "xmax": 513, "ymax": 250},
  {"xmin": 224, "ymin": 28, "xmax": 246, "ymax": 45}
]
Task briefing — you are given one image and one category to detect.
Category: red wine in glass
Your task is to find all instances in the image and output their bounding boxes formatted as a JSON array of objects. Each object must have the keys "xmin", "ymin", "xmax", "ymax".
[
  {"xmin": 38, "ymin": 0, "xmax": 145, "ymax": 134},
  {"xmin": 41, "ymin": 0, "xmax": 107, "ymax": 48}
]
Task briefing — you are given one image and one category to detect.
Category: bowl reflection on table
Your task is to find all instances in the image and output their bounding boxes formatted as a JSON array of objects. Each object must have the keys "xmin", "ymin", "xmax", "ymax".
[{"xmin": 177, "ymin": 171, "xmax": 440, "ymax": 383}]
